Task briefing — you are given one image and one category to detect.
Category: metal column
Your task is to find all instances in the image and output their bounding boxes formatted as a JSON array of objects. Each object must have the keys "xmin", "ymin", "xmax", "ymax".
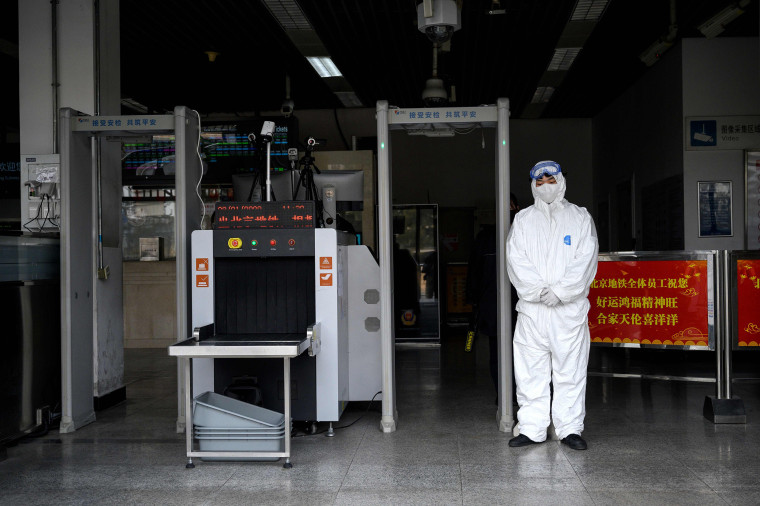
[
  {"xmin": 495, "ymin": 98, "xmax": 514, "ymax": 432},
  {"xmin": 376, "ymin": 100, "xmax": 397, "ymax": 433}
]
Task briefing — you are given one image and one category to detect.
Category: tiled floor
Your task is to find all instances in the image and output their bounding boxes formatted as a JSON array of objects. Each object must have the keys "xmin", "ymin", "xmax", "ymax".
[{"xmin": 2, "ymin": 333, "xmax": 759, "ymax": 505}]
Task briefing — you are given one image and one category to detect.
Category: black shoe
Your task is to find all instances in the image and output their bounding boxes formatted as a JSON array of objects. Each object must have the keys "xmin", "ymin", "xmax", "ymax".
[
  {"xmin": 561, "ymin": 434, "xmax": 587, "ymax": 450},
  {"xmin": 508, "ymin": 434, "xmax": 540, "ymax": 447}
]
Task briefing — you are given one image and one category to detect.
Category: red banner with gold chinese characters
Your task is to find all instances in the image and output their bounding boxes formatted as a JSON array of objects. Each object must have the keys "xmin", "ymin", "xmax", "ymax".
[
  {"xmin": 588, "ymin": 260, "xmax": 710, "ymax": 347},
  {"xmin": 737, "ymin": 259, "xmax": 760, "ymax": 347}
]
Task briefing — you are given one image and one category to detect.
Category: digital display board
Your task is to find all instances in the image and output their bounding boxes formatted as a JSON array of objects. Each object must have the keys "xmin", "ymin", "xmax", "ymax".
[{"xmin": 213, "ymin": 201, "xmax": 316, "ymax": 229}]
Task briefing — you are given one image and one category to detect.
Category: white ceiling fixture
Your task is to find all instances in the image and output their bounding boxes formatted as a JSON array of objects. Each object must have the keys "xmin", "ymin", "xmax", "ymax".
[
  {"xmin": 547, "ymin": 48, "xmax": 582, "ymax": 71},
  {"xmin": 571, "ymin": 0, "xmax": 610, "ymax": 22},
  {"xmin": 306, "ymin": 57, "xmax": 343, "ymax": 78},
  {"xmin": 697, "ymin": 0, "xmax": 751, "ymax": 39},
  {"xmin": 530, "ymin": 87, "xmax": 555, "ymax": 105},
  {"xmin": 417, "ymin": 0, "xmax": 462, "ymax": 43},
  {"xmin": 261, "ymin": 0, "xmax": 312, "ymax": 30},
  {"xmin": 417, "ymin": 0, "xmax": 462, "ymax": 107}
]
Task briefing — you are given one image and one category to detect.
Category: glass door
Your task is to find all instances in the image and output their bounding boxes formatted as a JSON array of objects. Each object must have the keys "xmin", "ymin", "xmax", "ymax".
[{"xmin": 393, "ymin": 204, "xmax": 440, "ymax": 343}]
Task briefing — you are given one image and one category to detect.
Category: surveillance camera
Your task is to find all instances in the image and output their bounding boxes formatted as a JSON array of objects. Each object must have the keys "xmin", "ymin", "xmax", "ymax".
[
  {"xmin": 281, "ymin": 99, "xmax": 294, "ymax": 118},
  {"xmin": 422, "ymin": 77, "xmax": 448, "ymax": 107},
  {"xmin": 260, "ymin": 121, "xmax": 275, "ymax": 142},
  {"xmin": 417, "ymin": 0, "xmax": 461, "ymax": 43}
]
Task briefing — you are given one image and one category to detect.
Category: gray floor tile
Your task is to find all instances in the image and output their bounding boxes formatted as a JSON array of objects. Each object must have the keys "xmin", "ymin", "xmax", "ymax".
[
  {"xmin": 205, "ymin": 488, "xmax": 339, "ymax": 506},
  {"xmin": 714, "ymin": 487, "xmax": 760, "ymax": 506},
  {"xmin": 0, "ymin": 489, "xmax": 115, "ymax": 506},
  {"xmin": 684, "ymin": 462, "xmax": 760, "ymax": 489},
  {"xmin": 352, "ymin": 433, "xmax": 461, "ymax": 465},
  {"xmin": 97, "ymin": 489, "xmax": 218, "ymax": 505},
  {"xmin": 574, "ymin": 465, "xmax": 713, "ymax": 492},
  {"xmin": 340, "ymin": 463, "xmax": 462, "ymax": 491},
  {"xmin": 1, "ymin": 345, "xmax": 758, "ymax": 505},
  {"xmin": 587, "ymin": 489, "xmax": 729, "ymax": 505},
  {"xmin": 463, "ymin": 488, "xmax": 596, "ymax": 506},
  {"xmin": 334, "ymin": 489, "xmax": 463, "ymax": 505}
]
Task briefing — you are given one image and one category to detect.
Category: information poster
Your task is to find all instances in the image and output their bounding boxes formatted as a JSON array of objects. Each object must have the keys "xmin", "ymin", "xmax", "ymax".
[
  {"xmin": 746, "ymin": 152, "xmax": 760, "ymax": 249},
  {"xmin": 698, "ymin": 181, "xmax": 732, "ymax": 237},
  {"xmin": 737, "ymin": 259, "xmax": 760, "ymax": 347},
  {"xmin": 588, "ymin": 260, "xmax": 709, "ymax": 347}
]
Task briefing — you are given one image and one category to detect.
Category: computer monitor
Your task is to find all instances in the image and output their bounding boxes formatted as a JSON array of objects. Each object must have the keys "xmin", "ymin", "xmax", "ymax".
[
  {"xmin": 231, "ymin": 170, "xmax": 295, "ymax": 202},
  {"xmin": 292, "ymin": 170, "xmax": 364, "ymax": 210}
]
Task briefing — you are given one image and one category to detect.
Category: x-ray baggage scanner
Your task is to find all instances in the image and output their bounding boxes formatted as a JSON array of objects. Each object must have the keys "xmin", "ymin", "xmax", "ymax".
[{"xmin": 170, "ymin": 201, "xmax": 381, "ymax": 467}]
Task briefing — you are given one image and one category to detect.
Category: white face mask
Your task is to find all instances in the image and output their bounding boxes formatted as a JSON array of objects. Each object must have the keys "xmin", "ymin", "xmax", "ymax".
[{"xmin": 535, "ymin": 183, "xmax": 560, "ymax": 204}]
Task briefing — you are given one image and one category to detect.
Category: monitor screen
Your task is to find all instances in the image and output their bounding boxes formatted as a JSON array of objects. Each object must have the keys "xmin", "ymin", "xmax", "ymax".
[
  {"xmin": 122, "ymin": 117, "xmax": 298, "ymax": 186},
  {"xmin": 292, "ymin": 170, "xmax": 364, "ymax": 209}
]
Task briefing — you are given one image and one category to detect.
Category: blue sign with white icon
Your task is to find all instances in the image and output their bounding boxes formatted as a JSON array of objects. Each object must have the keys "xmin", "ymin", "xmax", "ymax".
[{"xmin": 690, "ymin": 120, "xmax": 717, "ymax": 147}]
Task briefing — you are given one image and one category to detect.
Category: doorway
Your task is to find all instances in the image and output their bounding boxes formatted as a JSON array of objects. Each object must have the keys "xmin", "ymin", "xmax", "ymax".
[{"xmin": 392, "ymin": 204, "xmax": 440, "ymax": 343}]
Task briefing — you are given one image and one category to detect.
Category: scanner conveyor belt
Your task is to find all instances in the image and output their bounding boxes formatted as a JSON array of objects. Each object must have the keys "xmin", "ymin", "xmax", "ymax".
[{"xmin": 169, "ymin": 333, "xmax": 310, "ymax": 359}]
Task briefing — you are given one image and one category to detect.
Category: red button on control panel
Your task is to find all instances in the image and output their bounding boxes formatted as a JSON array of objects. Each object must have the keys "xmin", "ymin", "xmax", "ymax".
[{"xmin": 288, "ymin": 239, "xmax": 296, "ymax": 246}]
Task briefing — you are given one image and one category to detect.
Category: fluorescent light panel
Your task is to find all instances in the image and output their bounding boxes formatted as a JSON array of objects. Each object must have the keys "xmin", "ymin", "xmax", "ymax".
[
  {"xmin": 307, "ymin": 56, "xmax": 343, "ymax": 77},
  {"xmin": 547, "ymin": 48, "xmax": 581, "ymax": 71},
  {"xmin": 571, "ymin": 0, "xmax": 609, "ymax": 21},
  {"xmin": 531, "ymin": 86, "xmax": 555, "ymax": 104},
  {"xmin": 262, "ymin": 0, "xmax": 312, "ymax": 30}
]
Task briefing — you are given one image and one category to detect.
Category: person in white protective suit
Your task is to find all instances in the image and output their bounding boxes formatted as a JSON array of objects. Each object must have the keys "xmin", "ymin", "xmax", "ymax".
[{"xmin": 506, "ymin": 160, "xmax": 599, "ymax": 451}]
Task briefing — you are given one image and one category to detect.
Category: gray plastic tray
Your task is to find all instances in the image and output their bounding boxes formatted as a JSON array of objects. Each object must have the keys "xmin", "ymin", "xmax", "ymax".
[
  {"xmin": 193, "ymin": 391, "xmax": 285, "ymax": 428},
  {"xmin": 198, "ymin": 436, "xmax": 284, "ymax": 460},
  {"xmin": 195, "ymin": 429, "xmax": 286, "ymax": 437}
]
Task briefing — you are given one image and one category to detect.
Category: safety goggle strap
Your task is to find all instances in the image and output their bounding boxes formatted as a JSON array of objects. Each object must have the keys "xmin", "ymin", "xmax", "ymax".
[{"xmin": 530, "ymin": 161, "xmax": 561, "ymax": 180}]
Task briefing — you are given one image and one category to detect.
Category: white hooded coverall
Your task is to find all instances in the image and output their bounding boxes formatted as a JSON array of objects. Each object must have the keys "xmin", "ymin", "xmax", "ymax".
[{"xmin": 506, "ymin": 172, "xmax": 598, "ymax": 442}]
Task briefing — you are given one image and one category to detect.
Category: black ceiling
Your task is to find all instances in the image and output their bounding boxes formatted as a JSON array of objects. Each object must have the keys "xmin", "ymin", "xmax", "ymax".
[
  {"xmin": 2, "ymin": 1, "xmax": 759, "ymax": 135},
  {"xmin": 118, "ymin": 0, "xmax": 758, "ymax": 119}
]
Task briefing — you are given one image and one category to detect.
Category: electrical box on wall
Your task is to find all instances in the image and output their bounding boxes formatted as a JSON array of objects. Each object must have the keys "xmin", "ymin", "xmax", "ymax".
[{"xmin": 20, "ymin": 154, "xmax": 61, "ymax": 233}]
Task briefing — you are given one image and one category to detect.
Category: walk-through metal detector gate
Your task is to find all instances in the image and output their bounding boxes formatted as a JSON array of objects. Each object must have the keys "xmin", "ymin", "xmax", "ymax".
[
  {"xmin": 58, "ymin": 106, "xmax": 202, "ymax": 432},
  {"xmin": 375, "ymin": 98, "xmax": 513, "ymax": 432}
]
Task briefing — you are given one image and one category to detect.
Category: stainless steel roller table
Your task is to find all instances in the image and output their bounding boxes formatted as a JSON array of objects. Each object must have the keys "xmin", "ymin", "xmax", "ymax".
[{"xmin": 169, "ymin": 333, "xmax": 311, "ymax": 468}]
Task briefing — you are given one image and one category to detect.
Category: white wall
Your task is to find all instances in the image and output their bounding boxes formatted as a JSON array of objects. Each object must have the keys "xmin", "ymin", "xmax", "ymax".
[
  {"xmin": 19, "ymin": 0, "xmax": 125, "ymax": 401},
  {"xmin": 593, "ymin": 42, "xmax": 684, "ymax": 251},
  {"xmin": 682, "ymin": 38, "xmax": 760, "ymax": 251}
]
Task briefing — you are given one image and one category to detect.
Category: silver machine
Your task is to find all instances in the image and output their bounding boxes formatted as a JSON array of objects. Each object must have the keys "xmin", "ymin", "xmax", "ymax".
[{"xmin": 170, "ymin": 200, "xmax": 382, "ymax": 468}]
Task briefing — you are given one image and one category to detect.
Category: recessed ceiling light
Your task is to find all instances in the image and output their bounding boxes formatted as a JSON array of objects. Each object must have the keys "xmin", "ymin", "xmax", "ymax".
[
  {"xmin": 570, "ymin": 0, "xmax": 609, "ymax": 21},
  {"xmin": 306, "ymin": 56, "xmax": 343, "ymax": 78},
  {"xmin": 261, "ymin": 0, "xmax": 312, "ymax": 30},
  {"xmin": 547, "ymin": 48, "xmax": 581, "ymax": 71},
  {"xmin": 530, "ymin": 86, "xmax": 555, "ymax": 104}
]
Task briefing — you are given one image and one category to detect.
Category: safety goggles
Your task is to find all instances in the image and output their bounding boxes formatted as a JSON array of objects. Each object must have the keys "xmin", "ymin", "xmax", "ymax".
[{"xmin": 529, "ymin": 161, "xmax": 561, "ymax": 180}]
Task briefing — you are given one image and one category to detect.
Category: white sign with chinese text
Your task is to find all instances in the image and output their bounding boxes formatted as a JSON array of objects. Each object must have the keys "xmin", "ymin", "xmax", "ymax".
[
  {"xmin": 389, "ymin": 106, "xmax": 497, "ymax": 125},
  {"xmin": 71, "ymin": 114, "xmax": 175, "ymax": 132}
]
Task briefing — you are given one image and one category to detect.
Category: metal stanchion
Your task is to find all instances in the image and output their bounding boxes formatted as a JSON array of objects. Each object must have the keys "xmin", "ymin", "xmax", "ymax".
[{"xmin": 703, "ymin": 250, "xmax": 746, "ymax": 423}]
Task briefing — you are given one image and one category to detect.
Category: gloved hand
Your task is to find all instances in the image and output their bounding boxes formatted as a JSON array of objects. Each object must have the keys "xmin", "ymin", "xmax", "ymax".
[{"xmin": 540, "ymin": 287, "xmax": 561, "ymax": 307}]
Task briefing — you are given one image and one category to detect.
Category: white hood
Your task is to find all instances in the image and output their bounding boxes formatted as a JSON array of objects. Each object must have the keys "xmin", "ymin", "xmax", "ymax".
[{"xmin": 531, "ymin": 171, "xmax": 567, "ymax": 216}]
